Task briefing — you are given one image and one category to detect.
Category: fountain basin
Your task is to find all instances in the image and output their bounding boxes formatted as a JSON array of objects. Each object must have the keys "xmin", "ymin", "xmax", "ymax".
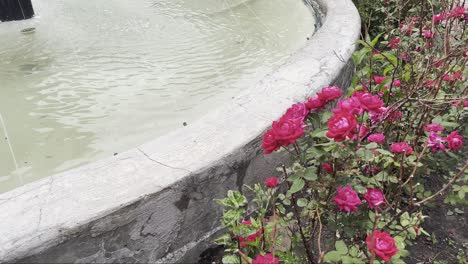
[{"xmin": 0, "ymin": 0, "xmax": 360, "ymax": 262}]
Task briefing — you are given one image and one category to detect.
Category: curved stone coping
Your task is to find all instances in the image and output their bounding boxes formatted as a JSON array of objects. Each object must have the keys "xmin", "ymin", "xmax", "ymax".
[{"xmin": 0, "ymin": 0, "xmax": 360, "ymax": 262}]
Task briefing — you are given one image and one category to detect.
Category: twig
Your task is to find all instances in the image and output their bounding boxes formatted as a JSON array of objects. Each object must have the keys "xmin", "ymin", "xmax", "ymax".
[{"xmin": 414, "ymin": 162, "xmax": 468, "ymax": 206}]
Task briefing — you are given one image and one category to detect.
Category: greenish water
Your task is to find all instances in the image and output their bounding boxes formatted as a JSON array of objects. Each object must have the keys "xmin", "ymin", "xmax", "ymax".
[{"xmin": 0, "ymin": 0, "xmax": 316, "ymax": 192}]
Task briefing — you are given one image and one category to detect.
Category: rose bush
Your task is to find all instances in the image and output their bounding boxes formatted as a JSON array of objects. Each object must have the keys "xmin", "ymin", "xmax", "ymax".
[{"xmin": 216, "ymin": 0, "xmax": 466, "ymax": 263}]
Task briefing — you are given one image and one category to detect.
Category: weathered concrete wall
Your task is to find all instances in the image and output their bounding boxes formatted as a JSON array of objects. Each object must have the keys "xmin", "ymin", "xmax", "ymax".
[{"xmin": 0, "ymin": 0, "xmax": 360, "ymax": 262}]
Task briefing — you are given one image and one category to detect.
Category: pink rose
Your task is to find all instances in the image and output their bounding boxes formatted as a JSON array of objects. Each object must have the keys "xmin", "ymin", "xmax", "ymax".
[
  {"xmin": 388, "ymin": 38, "xmax": 400, "ymax": 49},
  {"xmin": 464, "ymin": 101, "xmax": 468, "ymax": 107},
  {"xmin": 317, "ymin": 86, "xmax": 343, "ymax": 102},
  {"xmin": 262, "ymin": 130, "xmax": 281, "ymax": 154},
  {"xmin": 333, "ymin": 185, "xmax": 362, "ymax": 212},
  {"xmin": 335, "ymin": 97, "xmax": 363, "ymax": 115},
  {"xmin": 305, "ymin": 96, "xmax": 327, "ymax": 111},
  {"xmin": 284, "ymin": 102, "xmax": 309, "ymax": 121},
  {"xmin": 322, "ymin": 163, "xmax": 333, "ymax": 174},
  {"xmin": 368, "ymin": 133, "xmax": 386, "ymax": 144},
  {"xmin": 326, "ymin": 111, "xmax": 358, "ymax": 142},
  {"xmin": 241, "ymin": 220, "xmax": 252, "ymax": 226},
  {"xmin": 424, "ymin": 123, "xmax": 444, "ymax": 133},
  {"xmin": 363, "ymin": 188, "xmax": 386, "ymax": 210},
  {"xmin": 356, "ymin": 92, "xmax": 384, "ymax": 112},
  {"xmin": 370, "ymin": 107, "xmax": 402, "ymax": 124},
  {"xmin": 392, "ymin": 79, "xmax": 401, "ymax": 87},
  {"xmin": 373, "ymin": 75, "xmax": 386, "ymax": 84},
  {"xmin": 423, "ymin": 30, "xmax": 436, "ymax": 39},
  {"xmin": 391, "ymin": 142, "xmax": 413, "ymax": 155},
  {"xmin": 443, "ymin": 71, "xmax": 463, "ymax": 82},
  {"xmin": 271, "ymin": 117, "xmax": 304, "ymax": 145},
  {"xmin": 252, "ymin": 253, "xmax": 279, "ymax": 264},
  {"xmin": 447, "ymin": 131, "xmax": 464, "ymax": 151},
  {"xmin": 427, "ymin": 132, "xmax": 447, "ymax": 152},
  {"xmin": 239, "ymin": 228, "xmax": 263, "ymax": 248},
  {"xmin": 265, "ymin": 177, "xmax": 279, "ymax": 188},
  {"xmin": 366, "ymin": 231, "xmax": 398, "ymax": 261},
  {"xmin": 432, "ymin": 13, "xmax": 447, "ymax": 24},
  {"xmin": 450, "ymin": 6, "xmax": 465, "ymax": 18}
]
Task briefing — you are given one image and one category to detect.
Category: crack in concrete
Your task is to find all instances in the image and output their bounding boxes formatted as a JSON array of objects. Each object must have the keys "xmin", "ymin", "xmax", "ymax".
[{"xmin": 137, "ymin": 148, "xmax": 191, "ymax": 173}]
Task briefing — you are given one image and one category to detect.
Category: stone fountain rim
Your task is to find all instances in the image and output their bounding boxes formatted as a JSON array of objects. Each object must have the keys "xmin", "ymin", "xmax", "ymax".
[{"xmin": 0, "ymin": 0, "xmax": 360, "ymax": 261}]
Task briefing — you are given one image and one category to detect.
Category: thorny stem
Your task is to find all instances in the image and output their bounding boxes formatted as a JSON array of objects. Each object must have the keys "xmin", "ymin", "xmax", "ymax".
[
  {"xmin": 317, "ymin": 209, "xmax": 324, "ymax": 264},
  {"xmin": 238, "ymin": 250, "xmax": 251, "ymax": 263},
  {"xmin": 282, "ymin": 165, "xmax": 315, "ymax": 264}
]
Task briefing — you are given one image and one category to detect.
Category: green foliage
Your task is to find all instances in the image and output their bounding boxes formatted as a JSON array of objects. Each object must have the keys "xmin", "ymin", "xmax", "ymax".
[{"xmin": 215, "ymin": 0, "xmax": 467, "ymax": 263}]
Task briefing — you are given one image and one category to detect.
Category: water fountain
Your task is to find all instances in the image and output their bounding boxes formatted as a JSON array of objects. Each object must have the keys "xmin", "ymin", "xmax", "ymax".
[
  {"xmin": 0, "ymin": 0, "xmax": 34, "ymax": 21},
  {"xmin": 0, "ymin": 0, "xmax": 361, "ymax": 262}
]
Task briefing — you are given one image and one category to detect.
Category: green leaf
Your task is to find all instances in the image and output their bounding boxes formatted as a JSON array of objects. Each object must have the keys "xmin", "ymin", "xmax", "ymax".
[
  {"xmin": 365, "ymin": 142, "xmax": 379, "ymax": 149},
  {"xmin": 288, "ymin": 178, "xmax": 305, "ymax": 194},
  {"xmin": 376, "ymin": 149, "xmax": 393, "ymax": 156},
  {"xmin": 370, "ymin": 33, "xmax": 384, "ymax": 47},
  {"xmin": 335, "ymin": 240, "xmax": 348, "ymax": 254},
  {"xmin": 357, "ymin": 148, "xmax": 374, "ymax": 161},
  {"xmin": 381, "ymin": 51, "xmax": 398, "ymax": 66},
  {"xmin": 349, "ymin": 245, "xmax": 359, "ymax": 257},
  {"xmin": 304, "ymin": 168, "xmax": 318, "ymax": 181},
  {"xmin": 297, "ymin": 198, "xmax": 308, "ymax": 207},
  {"xmin": 383, "ymin": 64, "xmax": 395, "ymax": 75},
  {"xmin": 311, "ymin": 129, "xmax": 327, "ymax": 138},
  {"xmin": 321, "ymin": 112, "xmax": 333, "ymax": 124},
  {"xmin": 401, "ymin": 219, "xmax": 410, "ymax": 227},
  {"xmin": 222, "ymin": 254, "xmax": 241, "ymax": 264},
  {"xmin": 323, "ymin": 251, "xmax": 341, "ymax": 263}
]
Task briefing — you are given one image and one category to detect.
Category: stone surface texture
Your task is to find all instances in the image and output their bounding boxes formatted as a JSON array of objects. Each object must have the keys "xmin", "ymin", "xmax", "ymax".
[{"xmin": 0, "ymin": 0, "xmax": 360, "ymax": 262}]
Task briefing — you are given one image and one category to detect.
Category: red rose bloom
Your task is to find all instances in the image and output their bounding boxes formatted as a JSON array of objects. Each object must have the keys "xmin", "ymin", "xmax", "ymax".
[
  {"xmin": 363, "ymin": 188, "xmax": 386, "ymax": 210},
  {"xmin": 373, "ymin": 75, "xmax": 386, "ymax": 84},
  {"xmin": 356, "ymin": 92, "xmax": 384, "ymax": 112},
  {"xmin": 241, "ymin": 220, "xmax": 252, "ymax": 226},
  {"xmin": 239, "ymin": 228, "xmax": 263, "ymax": 248},
  {"xmin": 333, "ymin": 185, "xmax": 362, "ymax": 212},
  {"xmin": 368, "ymin": 133, "xmax": 386, "ymax": 144},
  {"xmin": 366, "ymin": 231, "xmax": 398, "ymax": 262},
  {"xmin": 335, "ymin": 97, "xmax": 362, "ymax": 115},
  {"xmin": 447, "ymin": 131, "xmax": 464, "ymax": 151},
  {"xmin": 392, "ymin": 79, "xmax": 401, "ymax": 87},
  {"xmin": 326, "ymin": 111, "xmax": 358, "ymax": 142},
  {"xmin": 271, "ymin": 117, "xmax": 304, "ymax": 145},
  {"xmin": 317, "ymin": 86, "xmax": 343, "ymax": 102},
  {"xmin": 265, "ymin": 177, "xmax": 279, "ymax": 188},
  {"xmin": 424, "ymin": 123, "xmax": 444, "ymax": 133},
  {"xmin": 423, "ymin": 30, "xmax": 436, "ymax": 39},
  {"xmin": 284, "ymin": 102, "xmax": 309, "ymax": 122},
  {"xmin": 322, "ymin": 163, "xmax": 333, "ymax": 174},
  {"xmin": 432, "ymin": 13, "xmax": 447, "ymax": 24},
  {"xmin": 261, "ymin": 129, "xmax": 281, "ymax": 154},
  {"xmin": 305, "ymin": 96, "xmax": 327, "ymax": 111},
  {"xmin": 391, "ymin": 142, "xmax": 413, "ymax": 155},
  {"xmin": 388, "ymin": 38, "xmax": 400, "ymax": 49},
  {"xmin": 252, "ymin": 253, "xmax": 279, "ymax": 264},
  {"xmin": 450, "ymin": 6, "xmax": 465, "ymax": 18},
  {"xmin": 427, "ymin": 132, "xmax": 447, "ymax": 153}
]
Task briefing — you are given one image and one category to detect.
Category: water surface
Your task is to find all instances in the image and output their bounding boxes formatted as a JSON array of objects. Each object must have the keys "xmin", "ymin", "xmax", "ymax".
[{"xmin": 0, "ymin": 0, "xmax": 316, "ymax": 192}]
